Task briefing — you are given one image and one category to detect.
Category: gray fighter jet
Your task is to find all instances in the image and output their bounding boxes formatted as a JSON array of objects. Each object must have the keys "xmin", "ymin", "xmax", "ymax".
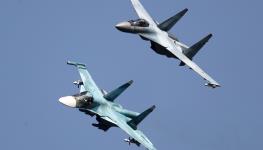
[
  {"xmin": 116, "ymin": 0, "xmax": 220, "ymax": 88},
  {"xmin": 59, "ymin": 61, "xmax": 157, "ymax": 150}
]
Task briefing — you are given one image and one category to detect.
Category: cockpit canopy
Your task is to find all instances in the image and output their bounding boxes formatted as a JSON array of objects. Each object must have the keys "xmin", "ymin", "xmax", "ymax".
[
  {"xmin": 128, "ymin": 19, "xmax": 149, "ymax": 27},
  {"xmin": 74, "ymin": 91, "xmax": 93, "ymax": 102},
  {"xmin": 73, "ymin": 91, "xmax": 94, "ymax": 108}
]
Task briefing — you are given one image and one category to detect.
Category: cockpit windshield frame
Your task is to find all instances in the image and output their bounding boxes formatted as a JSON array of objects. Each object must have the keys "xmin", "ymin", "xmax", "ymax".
[{"xmin": 128, "ymin": 19, "xmax": 149, "ymax": 27}]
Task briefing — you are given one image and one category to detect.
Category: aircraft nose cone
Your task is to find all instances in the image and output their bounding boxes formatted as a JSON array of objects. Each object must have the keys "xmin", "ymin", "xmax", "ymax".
[
  {"xmin": 59, "ymin": 96, "xmax": 77, "ymax": 108},
  {"xmin": 115, "ymin": 22, "xmax": 130, "ymax": 31}
]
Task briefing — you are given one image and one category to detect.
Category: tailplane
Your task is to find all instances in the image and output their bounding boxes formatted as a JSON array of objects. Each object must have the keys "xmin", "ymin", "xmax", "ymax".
[
  {"xmin": 158, "ymin": 8, "xmax": 188, "ymax": 31},
  {"xmin": 180, "ymin": 34, "xmax": 213, "ymax": 66},
  {"xmin": 127, "ymin": 105, "xmax": 156, "ymax": 130}
]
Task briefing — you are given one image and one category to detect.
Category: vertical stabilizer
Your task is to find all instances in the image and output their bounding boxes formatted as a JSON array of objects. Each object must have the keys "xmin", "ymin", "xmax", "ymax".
[
  {"xmin": 158, "ymin": 8, "xmax": 188, "ymax": 31},
  {"xmin": 180, "ymin": 34, "xmax": 213, "ymax": 66},
  {"xmin": 104, "ymin": 80, "xmax": 133, "ymax": 102},
  {"xmin": 127, "ymin": 105, "xmax": 156, "ymax": 130}
]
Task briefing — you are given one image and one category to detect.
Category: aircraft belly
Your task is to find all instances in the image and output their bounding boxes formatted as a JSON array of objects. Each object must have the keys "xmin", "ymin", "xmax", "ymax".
[
  {"xmin": 139, "ymin": 33, "xmax": 178, "ymax": 59},
  {"xmin": 150, "ymin": 41, "xmax": 178, "ymax": 59}
]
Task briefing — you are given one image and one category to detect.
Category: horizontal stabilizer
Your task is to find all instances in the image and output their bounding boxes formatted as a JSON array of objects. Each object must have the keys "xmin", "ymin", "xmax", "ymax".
[
  {"xmin": 104, "ymin": 80, "xmax": 133, "ymax": 102},
  {"xmin": 183, "ymin": 34, "xmax": 213, "ymax": 60},
  {"xmin": 127, "ymin": 105, "xmax": 156, "ymax": 130},
  {"xmin": 158, "ymin": 8, "xmax": 188, "ymax": 31}
]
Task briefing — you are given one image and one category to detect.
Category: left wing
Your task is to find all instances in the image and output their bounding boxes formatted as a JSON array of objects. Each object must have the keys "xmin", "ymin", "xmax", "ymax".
[
  {"xmin": 143, "ymin": 32, "xmax": 220, "ymax": 88},
  {"xmin": 108, "ymin": 110, "xmax": 157, "ymax": 150},
  {"xmin": 167, "ymin": 43, "xmax": 220, "ymax": 88},
  {"xmin": 131, "ymin": 0, "xmax": 156, "ymax": 25}
]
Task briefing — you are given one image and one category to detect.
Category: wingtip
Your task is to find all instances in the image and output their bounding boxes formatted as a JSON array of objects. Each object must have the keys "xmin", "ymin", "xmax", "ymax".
[{"xmin": 205, "ymin": 83, "xmax": 221, "ymax": 88}]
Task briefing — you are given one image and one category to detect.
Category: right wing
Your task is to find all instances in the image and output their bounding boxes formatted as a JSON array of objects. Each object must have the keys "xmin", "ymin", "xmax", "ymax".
[
  {"xmin": 108, "ymin": 110, "xmax": 157, "ymax": 150},
  {"xmin": 166, "ymin": 44, "xmax": 220, "ymax": 88},
  {"xmin": 67, "ymin": 61, "xmax": 103, "ymax": 96},
  {"xmin": 131, "ymin": 0, "xmax": 156, "ymax": 25}
]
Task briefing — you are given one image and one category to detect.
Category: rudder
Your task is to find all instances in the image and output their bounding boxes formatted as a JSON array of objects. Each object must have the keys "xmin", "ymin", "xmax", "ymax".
[
  {"xmin": 127, "ymin": 105, "xmax": 156, "ymax": 130},
  {"xmin": 180, "ymin": 34, "xmax": 213, "ymax": 66}
]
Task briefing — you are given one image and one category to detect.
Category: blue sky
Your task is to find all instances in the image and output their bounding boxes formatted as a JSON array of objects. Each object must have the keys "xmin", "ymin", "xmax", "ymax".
[{"xmin": 0, "ymin": 0, "xmax": 262, "ymax": 150}]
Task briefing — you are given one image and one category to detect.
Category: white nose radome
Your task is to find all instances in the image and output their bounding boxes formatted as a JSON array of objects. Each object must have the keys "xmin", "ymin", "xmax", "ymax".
[
  {"xmin": 59, "ymin": 96, "xmax": 77, "ymax": 108},
  {"xmin": 115, "ymin": 22, "xmax": 130, "ymax": 31}
]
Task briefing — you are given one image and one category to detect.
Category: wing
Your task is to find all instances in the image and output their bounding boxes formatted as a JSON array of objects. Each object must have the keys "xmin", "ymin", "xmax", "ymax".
[
  {"xmin": 108, "ymin": 110, "xmax": 157, "ymax": 150},
  {"xmin": 167, "ymin": 43, "xmax": 220, "ymax": 88},
  {"xmin": 144, "ymin": 31, "xmax": 220, "ymax": 88},
  {"xmin": 131, "ymin": 0, "xmax": 156, "ymax": 25},
  {"xmin": 67, "ymin": 61, "xmax": 104, "ymax": 96}
]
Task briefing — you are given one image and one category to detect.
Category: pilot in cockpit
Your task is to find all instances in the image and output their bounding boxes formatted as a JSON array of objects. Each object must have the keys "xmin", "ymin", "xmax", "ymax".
[{"xmin": 128, "ymin": 19, "xmax": 149, "ymax": 27}]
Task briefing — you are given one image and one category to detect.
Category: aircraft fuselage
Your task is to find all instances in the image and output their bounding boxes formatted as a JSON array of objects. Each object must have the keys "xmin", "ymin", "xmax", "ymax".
[{"xmin": 116, "ymin": 19, "xmax": 181, "ymax": 59}]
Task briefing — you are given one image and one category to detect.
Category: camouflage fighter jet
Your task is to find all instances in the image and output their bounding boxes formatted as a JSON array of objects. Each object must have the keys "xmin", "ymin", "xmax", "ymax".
[{"xmin": 59, "ymin": 61, "xmax": 157, "ymax": 150}]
